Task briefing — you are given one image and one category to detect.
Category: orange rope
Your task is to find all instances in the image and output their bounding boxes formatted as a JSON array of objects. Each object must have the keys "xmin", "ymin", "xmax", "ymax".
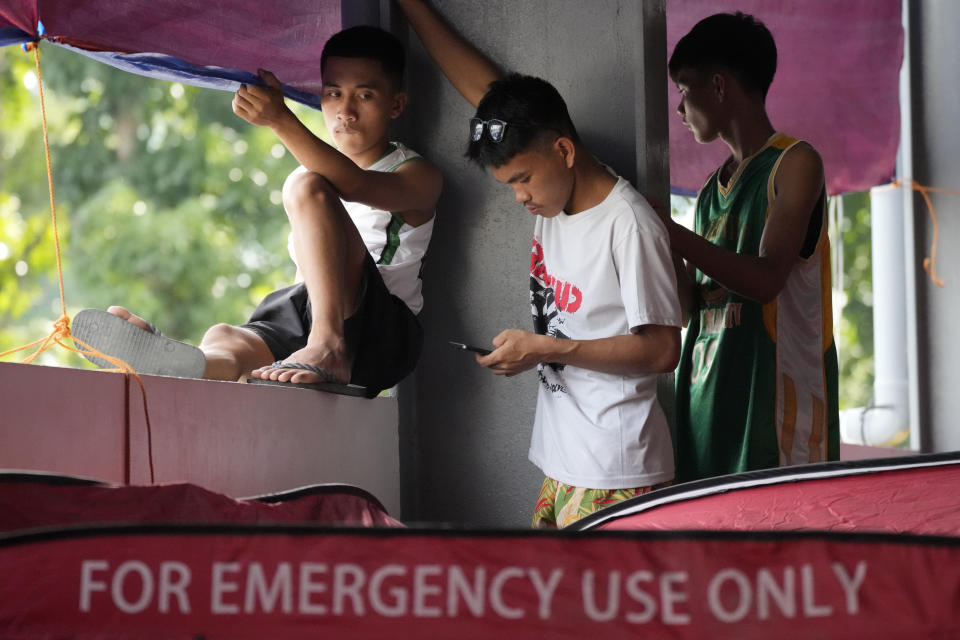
[
  {"xmin": 0, "ymin": 43, "xmax": 156, "ymax": 483},
  {"xmin": 884, "ymin": 178, "xmax": 960, "ymax": 287}
]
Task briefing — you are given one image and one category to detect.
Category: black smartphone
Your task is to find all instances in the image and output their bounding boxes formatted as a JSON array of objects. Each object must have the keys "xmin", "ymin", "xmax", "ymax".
[{"xmin": 449, "ymin": 340, "xmax": 492, "ymax": 356}]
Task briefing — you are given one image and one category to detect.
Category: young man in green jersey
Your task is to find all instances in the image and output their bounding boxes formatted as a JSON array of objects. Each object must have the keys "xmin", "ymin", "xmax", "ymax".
[{"xmin": 662, "ymin": 12, "xmax": 840, "ymax": 481}]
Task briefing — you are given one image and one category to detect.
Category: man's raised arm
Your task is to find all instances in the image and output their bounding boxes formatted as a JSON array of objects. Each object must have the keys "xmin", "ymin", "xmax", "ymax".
[
  {"xmin": 396, "ymin": 0, "xmax": 501, "ymax": 107},
  {"xmin": 665, "ymin": 144, "xmax": 825, "ymax": 304},
  {"xmin": 233, "ymin": 71, "xmax": 441, "ymax": 224}
]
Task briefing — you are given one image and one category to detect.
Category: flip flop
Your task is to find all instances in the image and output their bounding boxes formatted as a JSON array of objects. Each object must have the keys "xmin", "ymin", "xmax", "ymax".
[
  {"xmin": 71, "ymin": 308, "xmax": 206, "ymax": 379},
  {"xmin": 246, "ymin": 361, "xmax": 372, "ymax": 398}
]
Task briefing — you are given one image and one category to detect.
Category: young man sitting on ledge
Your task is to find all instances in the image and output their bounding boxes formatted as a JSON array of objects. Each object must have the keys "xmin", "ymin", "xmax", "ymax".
[{"xmin": 73, "ymin": 26, "xmax": 442, "ymax": 398}]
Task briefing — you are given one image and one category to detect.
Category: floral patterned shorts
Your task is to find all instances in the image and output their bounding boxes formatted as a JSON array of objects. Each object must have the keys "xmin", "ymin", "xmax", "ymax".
[{"xmin": 531, "ymin": 476, "xmax": 671, "ymax": 529}]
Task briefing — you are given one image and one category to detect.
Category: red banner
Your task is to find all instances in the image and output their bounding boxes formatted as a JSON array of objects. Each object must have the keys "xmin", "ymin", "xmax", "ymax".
[{"xmin": 0, "ymin": 526, "xmax": 957, "ymax": 638}]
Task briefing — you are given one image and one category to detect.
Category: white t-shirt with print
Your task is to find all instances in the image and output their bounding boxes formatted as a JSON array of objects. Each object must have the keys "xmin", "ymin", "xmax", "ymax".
[{"xmin": 527, "ymin": 176, "xmax": 681, "ymax": 489}]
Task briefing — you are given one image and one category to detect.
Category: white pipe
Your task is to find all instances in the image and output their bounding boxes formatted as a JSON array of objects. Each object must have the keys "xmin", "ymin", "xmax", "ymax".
[
  {"xmin": 840, "ymin": 0, "xmax": 916, "ymax": 448},
  {"xmin": 839, "ymin": 186, "xmax": 910, "ymax": 447}
]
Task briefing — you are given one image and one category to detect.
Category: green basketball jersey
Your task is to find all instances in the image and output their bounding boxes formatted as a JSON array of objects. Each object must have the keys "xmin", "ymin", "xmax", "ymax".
[{"xmin": 674, "ymin": 133, "xmax": 840, "ymax": 482}]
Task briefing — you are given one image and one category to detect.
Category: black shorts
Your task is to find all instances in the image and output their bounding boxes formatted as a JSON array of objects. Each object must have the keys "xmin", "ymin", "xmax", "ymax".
[{"xmin": 242, "ymin": 255, "xmax": 422, "ymax": 395}]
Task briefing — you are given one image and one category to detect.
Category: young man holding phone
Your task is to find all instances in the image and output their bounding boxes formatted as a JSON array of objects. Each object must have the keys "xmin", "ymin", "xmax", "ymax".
[{"xmin": 398, "ymin": 0, "xmax": 682, "ymax": 527}]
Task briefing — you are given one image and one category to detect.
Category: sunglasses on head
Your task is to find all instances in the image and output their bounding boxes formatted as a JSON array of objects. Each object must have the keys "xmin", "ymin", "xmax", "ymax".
[{"xmin": 470, "ymin": 118, "xmax": 508, "ymax": 143}]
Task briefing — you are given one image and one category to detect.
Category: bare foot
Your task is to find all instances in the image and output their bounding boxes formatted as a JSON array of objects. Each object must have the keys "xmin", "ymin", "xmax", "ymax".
[
  {"xmin": 107, "ymin": 305, "xmax": 157, "ymax": 334},
  {"xmin": 249, "ymin": 340, "xmax": 351, "ymax": 385}
]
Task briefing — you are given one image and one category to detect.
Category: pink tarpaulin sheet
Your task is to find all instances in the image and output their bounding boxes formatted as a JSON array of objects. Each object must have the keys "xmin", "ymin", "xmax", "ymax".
[
  {"xmin": 0, "ymin": 473, "xmax": 401, "ymax": 532},
  {"xmin": 667, "ymin": 0, "xmax": 903, "ymax": 195},
  {"xmin": 0, "ymin": 0, "xmax": 341, "ymax": 106},
  {"xmin": 0, "ymin": 0, "xmax": 33, "ymax": 46},
  {"xmin": 2, "ymin": 1, "xmax": 902, "ymax": 192},
  {"xmin": 574, "ymin": 453, "xmax": 960, "ymax": 535}
]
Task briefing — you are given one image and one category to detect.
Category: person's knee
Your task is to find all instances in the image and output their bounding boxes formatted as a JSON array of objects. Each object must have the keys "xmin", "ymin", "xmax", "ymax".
[
  {"xmin": 202, "ymin": 323, "xmax": 251, "ymax": 349},
  {"xmin": 199, "ymin": 323, "xmax": 274, "ymax": 379},
  {"xmin": 282, "ymin": 170, "xmax": 338, "ymax": 220}
]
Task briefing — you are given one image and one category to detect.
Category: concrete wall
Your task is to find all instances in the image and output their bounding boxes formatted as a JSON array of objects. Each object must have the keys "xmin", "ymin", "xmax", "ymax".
[
  {"xmin": 383, "ymin": 1, "xmax": 669, "ymax": 527},
  {"xmin": 909, "ymin": 1, "xmax": 960, "ymax": 453},
  {"xmin": 0, "ymin": 362, "xmax": 402, "ymax": 514}
]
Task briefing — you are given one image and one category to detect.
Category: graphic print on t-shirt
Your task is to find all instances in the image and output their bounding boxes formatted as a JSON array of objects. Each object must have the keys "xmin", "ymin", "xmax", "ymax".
[{"xmin": 530, "ymin": 237, "xmax": 585, "ymax": 394}]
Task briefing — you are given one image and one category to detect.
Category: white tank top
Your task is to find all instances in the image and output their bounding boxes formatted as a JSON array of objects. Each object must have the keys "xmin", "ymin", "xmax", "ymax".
[{"xmin": 288, "ymin": 142, "xmax": 435, "ymax": 313}]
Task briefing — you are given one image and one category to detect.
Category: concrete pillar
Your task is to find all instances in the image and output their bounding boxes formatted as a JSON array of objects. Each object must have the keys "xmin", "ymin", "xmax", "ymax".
[{"xmin": 908, "ymin": 1, "xmax": 960, "ymax": 452}]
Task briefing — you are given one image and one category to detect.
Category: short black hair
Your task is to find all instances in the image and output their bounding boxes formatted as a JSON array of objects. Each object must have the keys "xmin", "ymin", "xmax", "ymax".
[
  {"xmin": 321, "ymin": 25, "xmax": 405, "ymax": 89},
  {"xmin": 668, "ymin": 12, "xmax": 777, "ymax": 99},
  {"xmin": 466, "ymin": 73, "xmax": 580, "ymax": 168}
]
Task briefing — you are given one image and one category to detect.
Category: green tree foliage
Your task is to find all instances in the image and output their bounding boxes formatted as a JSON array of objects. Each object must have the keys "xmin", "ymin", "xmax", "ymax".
[
  {"xmin": 0, "ymin": 44, "xmax": 329, "ymax": 367},
  {"xmin": 833, "ymin": 191, "xmax": 874, "ymax": 410}
]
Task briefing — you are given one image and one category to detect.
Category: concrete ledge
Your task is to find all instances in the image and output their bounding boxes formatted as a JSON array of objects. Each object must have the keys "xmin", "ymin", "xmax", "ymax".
[
  {"xmin": 0, "ymin": 362, "xmax": 400, "ymax": 515},
  {"xmin": 840, "ymin": 442, "xmax": 917, "ymax": 461}
]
